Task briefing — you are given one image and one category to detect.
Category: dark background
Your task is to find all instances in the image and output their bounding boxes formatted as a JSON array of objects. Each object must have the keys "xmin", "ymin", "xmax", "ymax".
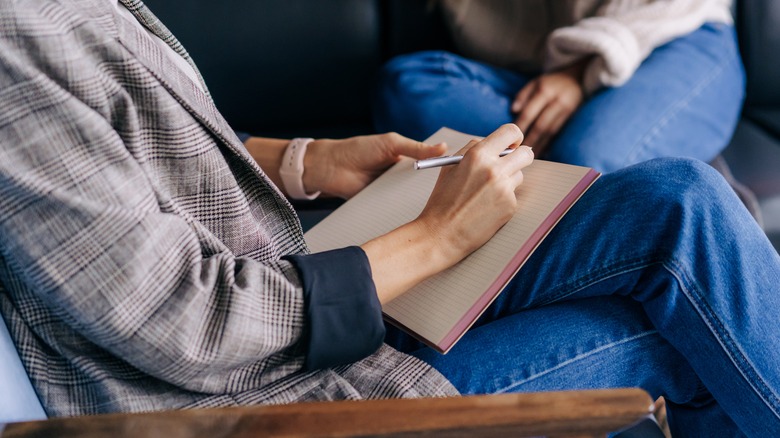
[{"xmin": 144, "ymin": 0, "xmax": 780, "ymax": 247}]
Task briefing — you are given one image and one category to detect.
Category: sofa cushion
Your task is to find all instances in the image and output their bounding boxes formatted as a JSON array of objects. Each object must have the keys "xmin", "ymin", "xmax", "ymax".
[
  {"xmin": 723, "ymin": 119, "xmax": 780, "ymax": 250},
  {"xmin": 0, "ymin": 316, "xmax": 46, "ymax": 423},
  {"xmin": 737, "ymin": 0, "xmax": 780, "ymax": 106},
  {"xmin": 143, "ymin": 0, "xmax": 383, "ymax": 137},
  {"xmin": 724, "ymin": 119, "xmax": 780, "ymax": 198},
  {"xmin": 744, "ymin": 108, "xmax": 780, "ymax": 140}
]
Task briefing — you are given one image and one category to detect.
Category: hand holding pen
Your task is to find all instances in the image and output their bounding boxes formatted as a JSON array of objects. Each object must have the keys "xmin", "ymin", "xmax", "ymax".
[
  {"xmin": 414, "ymin": 147, "xmax": 527, "ymax": 170},
  {"xmin": 414, "ymin": 124, "xmax": 534, "ymax": 259}
]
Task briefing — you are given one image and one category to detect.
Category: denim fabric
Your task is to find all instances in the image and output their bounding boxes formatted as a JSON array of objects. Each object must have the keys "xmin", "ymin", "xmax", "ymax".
[
  {"xmin": 374, "ymin": 23, "xmax": 745, "ymax": 173},
  {"xmin": 386, "ymin": 159, "xmax": 780, "ymax": 437}
]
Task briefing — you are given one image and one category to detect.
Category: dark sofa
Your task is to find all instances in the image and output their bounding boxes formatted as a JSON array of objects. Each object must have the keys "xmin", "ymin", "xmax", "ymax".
[
  {"xmin": 144, "ymin": 0, "xmax": 780, "ymax": 250},
  {"xmin": 721, "ymin": 0, "xmax": 780, "ymax": 250}
]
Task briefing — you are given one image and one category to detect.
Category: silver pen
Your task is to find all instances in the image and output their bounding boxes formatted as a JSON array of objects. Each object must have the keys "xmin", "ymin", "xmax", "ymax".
[{"xmin": 414, "ymin": 148, "xmax": 517, "ymax": 170}]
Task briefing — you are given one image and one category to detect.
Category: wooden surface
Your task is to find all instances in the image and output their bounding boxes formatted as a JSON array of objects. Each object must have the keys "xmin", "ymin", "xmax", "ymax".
[{"xmin": 1, "ymin": 388, "xmax": 653, "ymax": 438}]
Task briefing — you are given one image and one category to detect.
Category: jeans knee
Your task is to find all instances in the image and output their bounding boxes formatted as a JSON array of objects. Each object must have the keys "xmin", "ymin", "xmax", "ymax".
[
  {"xmin": 659, "ymin": 158, "xmax": 726, "ymax": 200},
  {"xmin": 627, "ymin": 158, "xmax": 722, "ymax": 190},
  {"xmin": 375, "ymin": 51, "xmax": 444, "ymax": 115},
  {"xmin": 377, "ymin": 51, "xmax": 452, "ymax": 92},
  {"xmin": 609, "ymin": 158, "xmax": 734, "ymax": 220},
  {"xmin": 374, "ymin": 51, "xmax": 464, "ymax": 136}
]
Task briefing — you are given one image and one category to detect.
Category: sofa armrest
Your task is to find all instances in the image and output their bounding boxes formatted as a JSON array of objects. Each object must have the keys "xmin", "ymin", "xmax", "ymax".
[{"xmin": 1, "ymin": 388, "xmax": 654, "ymax": 438}]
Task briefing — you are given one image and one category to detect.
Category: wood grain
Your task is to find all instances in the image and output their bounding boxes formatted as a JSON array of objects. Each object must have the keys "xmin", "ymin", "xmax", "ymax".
[{"xmin": 1, "ymin": 388, "xmax": 653, "ymax": 438}]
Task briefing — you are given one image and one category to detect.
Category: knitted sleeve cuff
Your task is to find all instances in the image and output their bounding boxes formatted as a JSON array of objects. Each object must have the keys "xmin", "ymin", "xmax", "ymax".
[{"xmin": 545, "ymin": 18, "xmax": 642, "ymax": 96}]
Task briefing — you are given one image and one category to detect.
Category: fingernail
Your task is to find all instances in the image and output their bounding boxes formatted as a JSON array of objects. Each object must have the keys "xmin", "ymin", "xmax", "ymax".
[{"xmin": 518, "ymin": 146, "xmax": 534, "ymax": 157}]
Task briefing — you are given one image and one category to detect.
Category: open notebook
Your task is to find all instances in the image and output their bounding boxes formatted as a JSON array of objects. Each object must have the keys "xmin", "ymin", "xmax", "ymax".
[{"xmin": 304, "ymin": 128, "xmax": 600, "ymax": 353}]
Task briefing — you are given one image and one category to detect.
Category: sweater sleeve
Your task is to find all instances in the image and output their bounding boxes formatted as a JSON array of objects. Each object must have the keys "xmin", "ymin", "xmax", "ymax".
[{"xmin": 544, "ymin": 0, "xmax": 733, "ymax": 95}]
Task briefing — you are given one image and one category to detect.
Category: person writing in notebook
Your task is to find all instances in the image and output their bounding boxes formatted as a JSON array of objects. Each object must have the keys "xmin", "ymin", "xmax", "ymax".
[{"xmin": 0, "ymin": 1, "xmax": 778, "ymax": 436}]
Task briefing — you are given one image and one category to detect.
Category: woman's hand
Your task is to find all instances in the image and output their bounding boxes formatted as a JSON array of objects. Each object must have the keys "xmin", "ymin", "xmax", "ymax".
[
  {"xmin": 362, "ymin": 124, "xmax": 534, "ymax": 304},
  {"xmin": 417, "ymin": 124, "xmax": 534, "ymax": 263},
  {"xmin": 303, "ymin": 133, "xmax": 447, "ymax": 199},
  {"xmin": 512, "ymin": 61, "xmax": 587, "ymax": 155}
]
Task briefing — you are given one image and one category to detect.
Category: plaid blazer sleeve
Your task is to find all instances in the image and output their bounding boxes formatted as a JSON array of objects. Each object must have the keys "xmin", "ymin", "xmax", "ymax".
[{"xmin": 0, "ymin": 0, "xmax": 353, "ymax": 395}]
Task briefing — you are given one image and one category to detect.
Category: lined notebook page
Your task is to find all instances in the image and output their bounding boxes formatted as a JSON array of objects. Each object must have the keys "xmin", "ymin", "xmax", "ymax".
[{"xmin": 304, "ymin": 128, "xmax": 598, "ymax": 352}]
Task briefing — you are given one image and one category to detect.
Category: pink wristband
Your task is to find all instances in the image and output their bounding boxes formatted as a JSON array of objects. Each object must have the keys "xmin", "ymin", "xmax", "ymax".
[{"xmin": 279, "ymin": 138, "xmax": 321, "ymax": 200}]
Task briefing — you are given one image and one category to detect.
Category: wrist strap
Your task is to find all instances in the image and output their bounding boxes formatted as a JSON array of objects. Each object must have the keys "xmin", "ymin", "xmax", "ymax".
[{"xmin": 279, "ymin": 138, "xmax": 321, "ymax": 200}]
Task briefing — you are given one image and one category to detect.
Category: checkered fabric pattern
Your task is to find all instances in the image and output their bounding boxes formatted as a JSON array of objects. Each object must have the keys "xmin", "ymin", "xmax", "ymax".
[{"xmin": 0, "ymin": 0, "xmax": 456, "ymax": 417}]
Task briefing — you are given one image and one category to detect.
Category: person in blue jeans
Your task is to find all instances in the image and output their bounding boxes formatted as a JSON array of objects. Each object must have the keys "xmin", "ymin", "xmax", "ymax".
[
  {"xmin": 374, "ymin": 2, "xmax": 744, "ymax": 173},
  {"xmin": 383, "ymin": 150, "xmax": 780, "ymax": 437}
]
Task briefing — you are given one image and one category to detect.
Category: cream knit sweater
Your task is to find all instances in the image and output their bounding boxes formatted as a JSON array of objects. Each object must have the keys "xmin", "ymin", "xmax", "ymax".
[{"xmin": 440, "ymin": 0, "xmax": 733, "ymax": 94}]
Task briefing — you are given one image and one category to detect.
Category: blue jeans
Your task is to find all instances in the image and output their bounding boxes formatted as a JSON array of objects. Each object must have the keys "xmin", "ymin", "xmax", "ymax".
[
  {"xmin": 374, "ymin": 23, "xmax": 745, "ymax": 173},
  {"xmin": 385, "ymin": 159, "xmax": 780, "ymax": 437}
]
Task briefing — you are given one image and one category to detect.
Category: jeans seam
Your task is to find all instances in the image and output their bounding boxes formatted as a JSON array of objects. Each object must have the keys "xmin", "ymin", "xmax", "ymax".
[
  {"xmin": 542, "ymin": 255, "xmax": 780, "ymax": 422},
  {"xmin": 495, "ymin": 330, "xmax": 659, "ymax": 394},
  {"xmin": 624, "ymin": 47, "xmax": 733, "ymax": 165},
  {"xmin": 662, "ymin": 258, "xmax": 780, "ymax": 422},
  {"xmin": 537, "ymin": 255, "xmax": 659, "ymax": 306}
]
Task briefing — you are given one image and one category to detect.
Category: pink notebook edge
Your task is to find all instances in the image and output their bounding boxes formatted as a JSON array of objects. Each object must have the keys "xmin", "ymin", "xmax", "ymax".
[{"xmin": 383, "ymin": 167, "xmax": 601, "ymax": 354}]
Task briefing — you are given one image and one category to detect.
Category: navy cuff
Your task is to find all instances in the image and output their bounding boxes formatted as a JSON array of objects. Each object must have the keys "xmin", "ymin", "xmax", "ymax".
[
  {"xmin": 235, "ymin": 131, "xmax": 251, "ymax": 144},
  {"xmin": 284, "ymin": 246, "xmax": 385, "ymax": 370}
]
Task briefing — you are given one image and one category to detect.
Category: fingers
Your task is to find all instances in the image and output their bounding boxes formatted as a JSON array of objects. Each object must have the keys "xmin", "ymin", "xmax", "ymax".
[
  {"xmin": 382, "ymin": 132, "xmax": 447, "ymax": 159},
  {"xmin": 515, "ymin": 72, "xmax": 584, "ymax": 152},
  {"xmin": 524, "ymin": 100, "xmax": 576, "ymax": 151},
  {"xmin": 514, "ymin": 89, "xmax": 548, "ymax": 133},
  {"xmin": 524, "ymin": 104, "xmax": 561, "ymax": 150},
  {"xmin": 504, "ymin": 145, "xmax": 534, "ymax": 170},
  {"xmin": 461, "ymin": 126, "xmax": 532, "ymax": 189},
  {"xmin": 455, "ymin": 138, "xmax": 482, "ymax": 156},
  {"xmin": 475, "ymin": 123, "xmax": 525, "ymax": 155},
  {"xmin": 458, "ymin": 124, "xmax": 526, "ymax": 175},
  {"xmin": 455, "ymin": 124, "xmax": 524, "ymax": 166},
  {"xmin": 511, "ymin": 80, "xmax": 537, "ymax": 113},
  {"xmin": 505, "ymin": 146, "xmax": 534, "ymax": 188}
]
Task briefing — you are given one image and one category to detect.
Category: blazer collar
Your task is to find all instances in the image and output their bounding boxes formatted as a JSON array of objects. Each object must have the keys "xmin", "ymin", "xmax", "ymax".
[
  {"xmin": 116, "ymin": 0, "xmax": 210, "ymax": 94},
  {"xmin": 106, "ymin": 0, "xmax": 296, "ymax": 214},
  {"xmin": 112, "ymin": 0, "xmax": 254, "ymax": 165}
]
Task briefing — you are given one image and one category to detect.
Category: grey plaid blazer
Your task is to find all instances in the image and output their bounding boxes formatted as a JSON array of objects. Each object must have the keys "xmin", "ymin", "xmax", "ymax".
[{"xmin": 0, "ymin": 0, "xmax": 456, "ymax": 416}]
